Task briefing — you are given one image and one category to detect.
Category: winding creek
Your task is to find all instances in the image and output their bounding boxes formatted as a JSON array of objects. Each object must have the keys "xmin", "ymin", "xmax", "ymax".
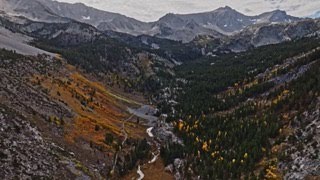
[
  {"xmin": 111, "ymin": 105, "xmax": 180, "ymax": 179},
  {"xmin": 146, "ymin": 127, "xmax": 154, "ymax": 137},
  {"xmin": 128, "ymin": 105, "xmax": 161, "ymax": 179},
  {"xmin": 137, "ymin": 165, "xmax": 145, "ymax": 180}
]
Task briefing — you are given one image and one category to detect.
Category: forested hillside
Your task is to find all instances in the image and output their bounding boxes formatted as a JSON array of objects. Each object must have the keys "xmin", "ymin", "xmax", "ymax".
[{"xmin": 159, "ymin": 37, "xmax": 320, "ymax": 179}]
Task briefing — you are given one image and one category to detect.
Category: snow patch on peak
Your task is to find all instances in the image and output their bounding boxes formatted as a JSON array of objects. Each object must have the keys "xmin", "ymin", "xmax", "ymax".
[
  {"xmin": 82, "ymin": 16, "xmax": 90, "ymax": 20},
  {"xmin": 309, "ymin": 11, "xmax": 320, "ymax": 19}
]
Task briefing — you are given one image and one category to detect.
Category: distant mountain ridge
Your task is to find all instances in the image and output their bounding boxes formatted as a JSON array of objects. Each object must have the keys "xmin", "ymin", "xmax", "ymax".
[
  {"xmin": 149, "ymin": 7, "xmax": 300, "ymax": 42},
  {"xmin": 0, "ymin": 0, "xmax": 303, "ymax": 42}
]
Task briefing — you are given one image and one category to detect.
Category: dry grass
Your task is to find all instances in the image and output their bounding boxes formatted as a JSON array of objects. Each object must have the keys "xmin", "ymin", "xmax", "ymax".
[{"xmin": 31, "ymin": 71, "xmax": 145, "ymax": 148}]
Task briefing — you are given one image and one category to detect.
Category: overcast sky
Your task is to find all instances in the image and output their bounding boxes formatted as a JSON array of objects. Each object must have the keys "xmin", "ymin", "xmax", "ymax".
[{"xmin": 56, "ymin": 0, "xmax": 320, "ymax": 22}]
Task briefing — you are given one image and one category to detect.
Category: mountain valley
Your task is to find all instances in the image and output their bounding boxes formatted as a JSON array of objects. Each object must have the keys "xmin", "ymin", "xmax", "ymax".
[{"xmin": 0, "ymin": 0, "xmax": 320, "ymax": 179}]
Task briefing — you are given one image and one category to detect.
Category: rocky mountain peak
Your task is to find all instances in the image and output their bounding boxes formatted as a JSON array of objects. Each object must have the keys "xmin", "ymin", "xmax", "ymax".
[
  {"xmin": 214, "ymin": 6, "xmax": 237, "ymax": 13},
  {"xmin": 258, "ymin": 9, "xmax": 300, "ymax": 23}
]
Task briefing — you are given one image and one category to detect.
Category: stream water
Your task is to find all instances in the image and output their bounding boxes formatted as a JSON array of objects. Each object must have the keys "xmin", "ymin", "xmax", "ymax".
[
  {"xmin": 137, "ymin": 165, "xmax": 145, "ymax": 180},
  {"xmin": 128, "ymin": 105, "xmax": 160, "ymax": 179}
]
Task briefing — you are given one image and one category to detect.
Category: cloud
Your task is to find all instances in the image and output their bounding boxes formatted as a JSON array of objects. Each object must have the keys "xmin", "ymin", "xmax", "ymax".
[{"xmin": 55, "ymin": 0, "xmax": 320, "ymax": 21}]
